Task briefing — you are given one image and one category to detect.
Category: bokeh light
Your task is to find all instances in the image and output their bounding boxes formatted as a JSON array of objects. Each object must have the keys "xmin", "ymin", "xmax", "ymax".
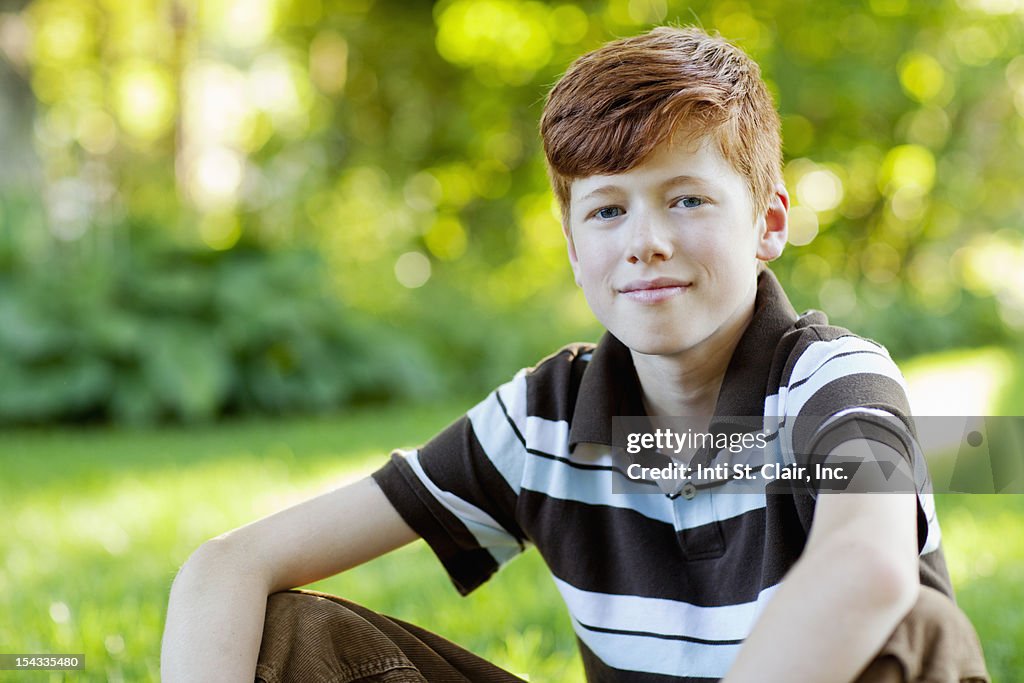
[
  {"xmin": 899, "ymin": 52, "xmax": 946, "ymax": 104},
  {"xmin": 435, "ymin": 0, "xmax": 554, "ymax": 84},
  {"xmin": 395, "ymin": 251, "xmax": 432, "ymax": 288},
  {"xmin": 796, "ymin": 168, "xmax": 844, "ymax": 213},
  {"xmin": 879, "ymin": 145, "xmax": 935, "ymax": 195},
  {"xmin": 112, "ymin": 61, "xmax": 175, "ymax": 142},
  {"xmin": 787, "ymin": 206, "xmax": 819, "ymax": 246}
]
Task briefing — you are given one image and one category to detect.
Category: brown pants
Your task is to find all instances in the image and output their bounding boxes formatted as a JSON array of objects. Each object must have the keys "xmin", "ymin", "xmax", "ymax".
[{"xmin": 254, "ymin": 587, "xmax": 990, "ymax": 683}]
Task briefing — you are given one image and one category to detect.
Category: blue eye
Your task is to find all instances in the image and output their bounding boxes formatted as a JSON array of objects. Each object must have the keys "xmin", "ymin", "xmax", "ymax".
[
  {"xmin": 595, "ymin": 206, "xmax": 624, "ymax": 220},
  {"xmin": 678, "ymin": 196, "xmax": 704, "ymax": 208}
]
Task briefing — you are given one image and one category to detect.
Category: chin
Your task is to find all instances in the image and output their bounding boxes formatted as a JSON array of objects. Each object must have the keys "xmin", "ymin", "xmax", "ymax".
[{"xmin": 613, "ymin": 327, "xmax": 699, "ymax": 357}]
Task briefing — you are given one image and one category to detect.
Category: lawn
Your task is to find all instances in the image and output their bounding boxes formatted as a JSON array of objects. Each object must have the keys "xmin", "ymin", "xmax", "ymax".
[
  {"xmin": 2, "ymin": 350, "xmax": 1022, "ymax": 682},
  {"xmin": 1, "ymin": 402, "xmax": 584, "ymax": 682}
]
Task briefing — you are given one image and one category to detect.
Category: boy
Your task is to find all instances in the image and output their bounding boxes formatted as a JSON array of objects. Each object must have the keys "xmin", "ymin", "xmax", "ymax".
[{"xmin": 162, "ymin": 27, "xmax": 989, "ymax": 682}]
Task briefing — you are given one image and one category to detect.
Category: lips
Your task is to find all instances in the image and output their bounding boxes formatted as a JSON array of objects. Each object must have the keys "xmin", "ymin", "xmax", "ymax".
[{"xmin": 618, "ymin": 277, "xmax": 692, "ymax": 303}]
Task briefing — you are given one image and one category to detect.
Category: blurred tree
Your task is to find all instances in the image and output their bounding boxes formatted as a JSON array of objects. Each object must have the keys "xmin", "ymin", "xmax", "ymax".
[
  {"xmin": 1, "ymin": 0, "xmax": 1022, "ymax": 423},
  {"xmin": 0, "ymin": 8, "xmax": 37, "ymax": 193}
]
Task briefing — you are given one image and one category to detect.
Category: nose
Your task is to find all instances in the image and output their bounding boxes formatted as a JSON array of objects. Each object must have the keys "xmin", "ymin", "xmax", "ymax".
[{"xmin": 626, "ymin": 211, "xmax": 674, "ymax": 264}]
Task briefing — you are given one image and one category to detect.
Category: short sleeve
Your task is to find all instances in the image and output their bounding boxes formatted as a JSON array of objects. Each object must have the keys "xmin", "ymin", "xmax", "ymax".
[
  {"xmin": 371, "ymin": 371, "xmax": 530, "ymax": 595},
  {"xmin": 779, "ymin": 332, "xmax": 941, "ymax": 555},
  {"xmin": 782, "ymin": 334, "xmax": 915, "ymax": 467}
]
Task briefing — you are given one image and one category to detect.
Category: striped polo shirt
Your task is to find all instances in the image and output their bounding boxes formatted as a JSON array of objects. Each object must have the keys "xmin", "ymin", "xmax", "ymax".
[{"xmin": 372, "ymin": 269, "xmax": 952, "ymax": 682}]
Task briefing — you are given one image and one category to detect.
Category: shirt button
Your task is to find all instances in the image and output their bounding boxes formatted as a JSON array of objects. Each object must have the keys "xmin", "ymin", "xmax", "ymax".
[{"xmin": 681, "ymin": 482, "xmax": 697, "ymax": 500}]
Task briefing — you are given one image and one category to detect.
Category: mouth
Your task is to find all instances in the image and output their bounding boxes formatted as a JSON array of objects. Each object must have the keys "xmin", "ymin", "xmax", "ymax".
[{"xmin": 618, "ymin": 278, "xmax": 692, "ymax": 303}]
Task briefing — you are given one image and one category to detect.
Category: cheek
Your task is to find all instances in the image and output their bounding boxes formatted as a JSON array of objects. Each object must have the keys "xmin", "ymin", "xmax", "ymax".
[{"xmin": 573, "ymin": 244, "xmax": 610, "ymax": 278}]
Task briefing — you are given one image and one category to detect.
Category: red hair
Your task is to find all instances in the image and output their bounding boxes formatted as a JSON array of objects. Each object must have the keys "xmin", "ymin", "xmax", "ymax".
[{"xmin": 541, "ymin": 26, "xmax": 782, "ymax": 223}]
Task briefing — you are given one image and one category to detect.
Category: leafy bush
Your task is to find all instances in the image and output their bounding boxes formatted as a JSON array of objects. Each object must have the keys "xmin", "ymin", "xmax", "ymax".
[{"xmin": 0, "ymin": 243, "xmax": 441, "ymax": 424}]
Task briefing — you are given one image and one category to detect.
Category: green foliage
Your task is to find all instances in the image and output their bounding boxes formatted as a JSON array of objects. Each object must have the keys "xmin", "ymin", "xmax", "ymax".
[
  {"xmin": 0, "ymin": 238, "xmax": 440, "ymax": 424},
  {"xmin": 2, "ymin": 0, "xmax": 1023, "ymax": 423}
]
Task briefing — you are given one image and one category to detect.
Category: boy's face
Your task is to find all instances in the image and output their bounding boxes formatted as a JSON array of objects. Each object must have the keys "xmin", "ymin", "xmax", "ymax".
[{"xmin": 564, "ymin": 133, "xmax": 788, "ymax": 357}]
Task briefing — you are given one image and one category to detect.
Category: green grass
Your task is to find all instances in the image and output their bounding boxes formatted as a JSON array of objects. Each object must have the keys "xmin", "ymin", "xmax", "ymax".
[
  {"xmin": 932, "ymin": 495, "xmax": 1024, "ymax": 679},
  {"xmin": 2, "ymin": 346, "xmax": 1023, "ymax": 682},
  {"xmin": 0, "ymin": 402, "xmax": 583, "ymax": 682}
]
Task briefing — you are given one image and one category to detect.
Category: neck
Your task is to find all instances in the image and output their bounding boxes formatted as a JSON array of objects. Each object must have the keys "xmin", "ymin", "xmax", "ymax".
[{"xmin": 631, "ymin": 298, "xmax": 755, "ymax": 420}]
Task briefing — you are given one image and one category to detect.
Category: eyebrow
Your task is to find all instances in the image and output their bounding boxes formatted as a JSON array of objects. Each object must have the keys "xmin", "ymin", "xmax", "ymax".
[{"xmin": 577, "ymin": 175, "xmax": 709, "ymax": 203}]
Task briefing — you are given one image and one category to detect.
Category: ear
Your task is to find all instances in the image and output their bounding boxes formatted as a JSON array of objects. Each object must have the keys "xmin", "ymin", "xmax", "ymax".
[
  {"xmin": 563, "ymin": 220, "xmax": 582, "ymax": 286},
  {"xmin": 756, "ymin": 183, "xmax": 789, "ymax": 262}
]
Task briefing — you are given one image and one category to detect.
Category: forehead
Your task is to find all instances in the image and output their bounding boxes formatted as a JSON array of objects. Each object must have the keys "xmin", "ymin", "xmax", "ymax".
[{"xmin": 569, "ymin": 133, "xmax": 746, "ymax": 204}]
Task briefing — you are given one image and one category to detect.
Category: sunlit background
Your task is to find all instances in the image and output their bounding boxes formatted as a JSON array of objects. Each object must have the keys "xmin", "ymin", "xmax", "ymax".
[
  {"xmin": 2, "ymin": 0, "xmax": 1023, "ymax": 681},
  {"xmin": 1, "ymin": 0, "xmax": 1022, "ymax": 421}
]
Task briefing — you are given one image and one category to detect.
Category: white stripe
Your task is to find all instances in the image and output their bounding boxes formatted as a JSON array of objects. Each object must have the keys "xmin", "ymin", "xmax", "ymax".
[
  {"xmin": 404, "ymin": 450, "xmax": 521, "ymax": 565},
  {"xmin": 564, "ymin": 442, "xmax": 620, "ymax": 467},
  {"xmin": 780, "ymin": 338, "xmax": 897, "ymax": 409},
  {"xmin": 784, "ymin": 353, "xmax": 907, "ymax": 417},
  {"xmin": 564, "ymin": 580, "xmax": 781, "ymax": 679},
  {"xmin": 466, "ymin": 374, "xmax": 529, "ymax": 494},
  {"xmin": 919, "ymin": 491, "xmax": 942, "ymax": 554},
  {"xmin": 572, "ymin": 614, "xmax": 742, "ymax": 678},
  {"xmin": 777, "ymin": 343, "xmax": 911, "ymax": 470},
  {"xmin": 555, "ymin": 576, "xmax": 779, "ymax": 642},
  {"xmin": 709, "ymin": 489, "xmax": 771, "ymax": 523},
  {"xmin": 922, "ymin": 519, "xmax": 942, "ymax": 554},
  {"xmin": 526, "ymin": 415, "xmax": 570, "ymax": 458},
  {"xmin": 526, "ymin": 455, "xmax": 675, "ymax": 523},
  {"xmin": 788, "ymin": 337, "xmax": 889, "ymax": 385},
  {"xmin": 681, "ymin": 481, "xmax": 770, "ymax": 529},
  {"xmin": 498, "ymin": 369, "xmax": 529, "ymax": 431},
  {"xmin": 819, "ymin": 406, "xmax": 905, "ymax": 428},
  {"xmin": 524, "ymin": 452, "xmax": 770, "ymax": 530}
]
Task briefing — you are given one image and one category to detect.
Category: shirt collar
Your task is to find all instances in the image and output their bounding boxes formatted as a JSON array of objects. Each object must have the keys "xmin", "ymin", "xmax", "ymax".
[{"xmin": 568, "ymin": 268, "xmax": 800, "ymax": 450}]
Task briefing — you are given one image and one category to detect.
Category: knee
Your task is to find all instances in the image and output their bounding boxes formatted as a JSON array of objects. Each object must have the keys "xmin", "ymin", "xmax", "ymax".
[
  {"xmin": 258, "ymin": 592, "xmax": 379, "ymax": 683},
  {"xmin": 265, "ymin": 590, "xmax": 336, "ymax": 623},
  {"xmin": 880, "ymin": 586, "xmax": 990, "ymax": 683},
  {"xmin": 901, "ymin": 586, "xmax": 977, "ymax": 653},
  {"xmin": 262, "ymin": 591, "xmax": 360, "ymax": 648}
]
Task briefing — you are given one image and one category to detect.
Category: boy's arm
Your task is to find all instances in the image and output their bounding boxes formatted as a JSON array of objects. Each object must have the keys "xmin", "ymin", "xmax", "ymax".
[
  {"xmin": 722, "ymin": 440, "xmax": 920, "ymax": 683},
  {"xmin": 161, "ymin": 475, "xmax": 418, "ymax": 683}
]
